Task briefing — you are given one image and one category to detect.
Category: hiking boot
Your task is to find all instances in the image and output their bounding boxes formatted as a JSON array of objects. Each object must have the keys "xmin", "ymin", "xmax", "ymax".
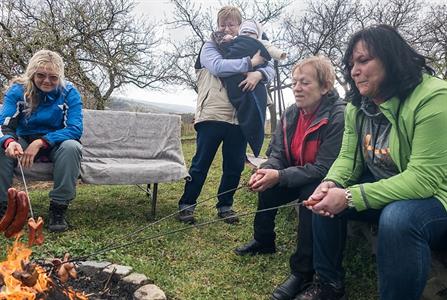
[
  {"xmin": 48, "ymin": 202, "xmax": 69, "ymax": 232},
  {"xmin": 295, "ymin": 278, "xmax": 346, "ymax": 300},
  {"xmin": 176, "ymin": 210, "xmax": 195, "ymax": 224},
  {"xmin": 271, "ymin": 273, "xmax": 313, "ymax": 300},
  {"xmin": 0, "ymin": 202, "xmax": 7, "ymax": 220},
  {"xmin": 217, "ymin": 209, "xmax": 239, "ymax": 224},
  {"xmin": 234, "ymin": 239, "xmax": 276, "ymax": 256}
]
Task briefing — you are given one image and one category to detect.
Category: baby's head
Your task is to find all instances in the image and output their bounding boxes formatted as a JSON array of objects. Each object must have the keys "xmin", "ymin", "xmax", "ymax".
[
  {"xmin": 238, "ymin": 20, "xmax": 262, "ymax": 39},
  {"xmin": 211, "ymin": 31, "xmax": 234, "ymax": 45}
]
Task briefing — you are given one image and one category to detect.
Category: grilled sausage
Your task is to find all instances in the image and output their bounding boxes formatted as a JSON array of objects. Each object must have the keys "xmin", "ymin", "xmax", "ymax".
[
  {"xmin": 4, "ymin": 191, "xmax": 30, "ymax": 238},
  {"xmin": 28, "ymin": 217, "xmax": 44, "ymax": 246},
  {"xmin": 0, "ymin": 188, "xmax": 18, "ymax": 232}
]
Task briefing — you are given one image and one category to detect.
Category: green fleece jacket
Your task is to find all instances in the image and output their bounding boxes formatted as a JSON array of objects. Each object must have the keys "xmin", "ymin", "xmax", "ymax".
[{"xmin": 326, "ymin": 74, "xmax": 447, "ymax": 211}]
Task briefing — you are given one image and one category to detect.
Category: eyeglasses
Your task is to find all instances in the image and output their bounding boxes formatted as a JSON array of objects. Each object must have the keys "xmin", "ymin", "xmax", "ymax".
[
  {"xmin": 218, "ymin": 23, "xmax": 239, "ymax": 30},
  {"xmin": 34, "ymin": 72, "xmax": 59, "ymax": 82}
]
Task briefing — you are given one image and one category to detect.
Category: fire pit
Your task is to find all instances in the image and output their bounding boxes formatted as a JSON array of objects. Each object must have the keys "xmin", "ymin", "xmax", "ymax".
[
  {"xmin": 67, "ymin": 261, "xmax": 167, "ymax": 300},
  {"xmin": 0, "ymin": 241, "xmax": 166, "ymax": 300}
]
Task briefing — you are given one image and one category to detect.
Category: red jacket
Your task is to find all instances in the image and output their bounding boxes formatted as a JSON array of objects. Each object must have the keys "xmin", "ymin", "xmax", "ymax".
[{"xmin": 261, "ymin": 91, "xmax": 346, "ymax": 188}]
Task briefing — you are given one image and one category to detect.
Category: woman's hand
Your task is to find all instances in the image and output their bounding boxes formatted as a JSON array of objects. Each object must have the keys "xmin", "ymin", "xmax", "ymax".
[
  {"xmin": 310, "ymin": 187, "xmax": 348, "ymax": 217},
  {"xmin": 248, "ymin": 171, "xmax": 264, "ymax": 190},
  {"xmin": 239, "ymin": 71, "xmax": 263, "ymax": 92},
  {"xmin": 5, "ymin": 141, "xmax": 23, "ymax": 158},
  {"xmin": 249, "ymin": 169, "xmax": 279, "ymax": 192},
  {"xmin": 303, "ymin": 181, "xmax": 335, "ymax": 210},
  {"xmin": 307, "ymin": 181, "xmax": 336, "ymax": 203},
  {"xmin": 21, "ymin": 139, "xmax": 45, "ymax": 168},
  {"xmin": 250, "ymin": 50, "xmax": 265, "ymax": 68}
]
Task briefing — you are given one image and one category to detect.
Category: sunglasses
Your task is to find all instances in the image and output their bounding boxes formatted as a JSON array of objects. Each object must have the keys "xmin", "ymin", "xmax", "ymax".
[{"xmin": 34, "ymin": 72, "xmax": 60, "ymax": 82}]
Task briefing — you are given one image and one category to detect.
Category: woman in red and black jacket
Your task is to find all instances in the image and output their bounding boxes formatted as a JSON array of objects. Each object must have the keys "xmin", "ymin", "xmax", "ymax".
[{"xmin": 235, "ymin": 55, "xmax": 346, "ymax": 300}]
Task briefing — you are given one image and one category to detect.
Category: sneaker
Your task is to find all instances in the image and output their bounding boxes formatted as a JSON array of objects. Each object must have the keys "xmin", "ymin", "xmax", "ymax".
[
  {"xmin": 176, "ymin": 210, "xmax": 195, "ymax": 224},
  {"xmin": 217, "ymin": 209, "xmax": 239, "ymax": 224},
  {"xmin": 295, "ymin": 277, "xmax": 346, "ymax": 300},
  {"xmin": 48, "ymin": 202, "xmax": 69, "ymax": 232}
]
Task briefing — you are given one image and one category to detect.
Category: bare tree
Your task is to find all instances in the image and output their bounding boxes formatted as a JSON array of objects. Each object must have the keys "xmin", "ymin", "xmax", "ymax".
[
  {"xmin": 0, "ymin": 0, "xmax": 168, "ymax": 109},
  {"xmin": 419, "ymin": 4, "xmax": 447, "ymax": 79},
  {"xmin": 358, "ymin": 0, "xmax": 424, "ymax": 44},
  {"xmin": 282, "ymin": 0, "xmax": 359, "ymax": 93}
]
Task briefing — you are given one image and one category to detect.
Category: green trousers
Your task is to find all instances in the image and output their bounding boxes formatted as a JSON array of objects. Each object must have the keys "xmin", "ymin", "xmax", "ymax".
[{"xmin": 0, "ymin": 139, "xmax": 82, "ymax": 206}]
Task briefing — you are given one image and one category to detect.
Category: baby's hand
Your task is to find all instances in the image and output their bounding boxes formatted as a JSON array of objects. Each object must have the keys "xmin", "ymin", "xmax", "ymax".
[{"xmin": 222, "ymin": 34, "xmax": 233, "ymax": 43}]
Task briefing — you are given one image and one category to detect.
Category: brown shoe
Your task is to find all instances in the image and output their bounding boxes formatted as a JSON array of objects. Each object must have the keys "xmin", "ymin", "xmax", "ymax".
[
  {"xmin": 176, "ymin": 210, "xmax": 195, "ymax": 224},
  {"xmin": 217, "ymin": 209, "xmax": 239, "ymax": 224}
]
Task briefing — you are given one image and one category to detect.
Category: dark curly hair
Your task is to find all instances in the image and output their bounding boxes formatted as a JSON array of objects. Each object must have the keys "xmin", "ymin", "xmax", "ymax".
[{"xmin": 342, "ymin": 24, "xmax": 434, "ymax": 107}]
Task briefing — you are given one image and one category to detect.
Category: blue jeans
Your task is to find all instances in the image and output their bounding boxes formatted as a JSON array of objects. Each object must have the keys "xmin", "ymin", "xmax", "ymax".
[
  {"xmin": 313, "ymin": 198, "xmax": 447, "ymax": 299},
  {"xmin": 178, "ymin": 121, "xmax": 247, "ymax": 212}
]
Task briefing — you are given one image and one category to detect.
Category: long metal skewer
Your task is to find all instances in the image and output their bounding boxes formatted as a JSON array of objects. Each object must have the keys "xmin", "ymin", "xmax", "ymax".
[
  {"xmin": 68, "ymin": 200, "xmax": 303, "ymax": 263},
  {"xmin": 90, "ymin": 184, "xmax": 248, "ymax": 257},
  {"xmin": 17, "ymin": 157, "xmax": 34, "ymax": 219}
]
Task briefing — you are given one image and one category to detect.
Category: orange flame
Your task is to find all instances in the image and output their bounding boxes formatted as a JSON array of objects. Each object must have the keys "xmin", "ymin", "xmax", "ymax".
[{"xmin": 0, "ymin": 239, "xmax": 88, "ymax": 300}]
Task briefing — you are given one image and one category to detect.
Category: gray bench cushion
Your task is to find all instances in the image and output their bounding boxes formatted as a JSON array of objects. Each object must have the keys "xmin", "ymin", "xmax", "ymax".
[
  {"xmin": 6, "ymin": 107, "xmax": 189, "ymax": 184},
  {"xmin": 80, "ymin": 109, "xmax": 189, "ymax": 184}
]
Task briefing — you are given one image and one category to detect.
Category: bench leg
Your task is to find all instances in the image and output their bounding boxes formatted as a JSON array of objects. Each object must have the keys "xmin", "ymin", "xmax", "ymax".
[{"xmin": 146, "ymin": 183, "xmax": 158, "ymax": 219}]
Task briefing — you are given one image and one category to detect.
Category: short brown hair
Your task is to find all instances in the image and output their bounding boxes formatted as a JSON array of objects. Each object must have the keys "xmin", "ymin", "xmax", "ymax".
[
  {"xmin": 292, "ymin": 55, "xmax": 335, "ymax": 90},
  {"xmin": 217, "ymin": 6, "xmax": 242, "ymax": 26}
]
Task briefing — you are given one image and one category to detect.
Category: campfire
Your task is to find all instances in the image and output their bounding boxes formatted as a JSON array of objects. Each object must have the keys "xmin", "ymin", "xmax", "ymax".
[{"xmin": 0, "ymin": 239, "xmax": 88, "ymax": 300}]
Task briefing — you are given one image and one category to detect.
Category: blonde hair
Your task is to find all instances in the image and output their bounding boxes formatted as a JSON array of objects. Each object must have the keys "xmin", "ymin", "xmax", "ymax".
[
  {"xmin": 292, "ymin": 55, "xmax": 335, "ymax": 90},
  {"xmin": 217, "ymin": 6, "xmax": 242, "ymax": 26},
  {"xmin": 10, "ymin": 49, "xmax": 65, "ymax": 113}
]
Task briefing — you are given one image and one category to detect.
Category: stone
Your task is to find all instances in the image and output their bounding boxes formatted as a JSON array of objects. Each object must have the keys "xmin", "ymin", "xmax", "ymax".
[
  {"xmin": 78, "ymin": 261, "xmax": 112, "ymax": 274},
  {"xmin": 134, "ymin": 284, "xmax": 167, "ymax": 300},
  {"xmin": 103, "ymin": 264, "xmax": 133, "ymax": 277},
  {"xmin": 122, "ymin": 273, "xmax": 150, "ymax": 285}
]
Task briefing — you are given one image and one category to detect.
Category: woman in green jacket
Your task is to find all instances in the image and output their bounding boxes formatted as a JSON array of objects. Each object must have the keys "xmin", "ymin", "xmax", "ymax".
[{"xmin": 296, "ymin": 24, "xmax": 447, "ymax": 300}]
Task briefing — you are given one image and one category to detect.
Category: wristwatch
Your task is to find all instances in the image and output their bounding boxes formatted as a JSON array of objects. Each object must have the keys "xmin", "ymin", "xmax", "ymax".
[{"xmin": 345, "ymin": 189, "xmax": 355, "ymax": 208}]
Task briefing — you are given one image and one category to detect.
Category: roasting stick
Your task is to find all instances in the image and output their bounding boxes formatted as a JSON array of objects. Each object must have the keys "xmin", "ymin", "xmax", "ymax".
[
  {"xmin": 67, "ymin": 200, "xmax": 304, "ymax": 263},
  {"xmin": 17, "ymin": 157, "xmax": 34, "ymax": 219},
  {"xmin": 85, "ymin": 184, "xmax": 249, "ymax": 257}
]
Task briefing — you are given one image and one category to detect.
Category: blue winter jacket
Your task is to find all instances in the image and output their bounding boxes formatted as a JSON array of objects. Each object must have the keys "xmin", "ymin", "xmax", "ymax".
[{"xmin": 0, "ymin": 82, "xmax": 83, "ymax": 148}]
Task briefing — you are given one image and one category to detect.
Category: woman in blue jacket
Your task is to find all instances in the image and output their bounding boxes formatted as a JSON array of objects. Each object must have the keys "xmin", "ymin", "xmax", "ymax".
[{"xmin": 0, "ymin": 49, "xmax": 83, "ymax": 233}]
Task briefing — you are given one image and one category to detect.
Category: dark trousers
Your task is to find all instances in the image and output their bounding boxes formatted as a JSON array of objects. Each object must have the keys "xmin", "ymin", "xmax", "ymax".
[
  {"xmin": 253, "ymin": 182, "xmax": 319, "ymax": 275},
  {"xmin": 178, "ymin": 121, "xmax": 247, "ymax": 212}
]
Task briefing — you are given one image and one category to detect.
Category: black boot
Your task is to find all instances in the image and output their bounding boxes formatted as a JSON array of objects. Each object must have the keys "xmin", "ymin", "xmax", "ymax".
[
  {"xmin": 48, "ymin": 202, "xmax": 69, "ymax": 232},
  {"xmin": 271, "ymin": 273, "xmax": 313, "ymax": 300},
  {"xmin": 234, "ymin": 239, "xmax": 276, "ymax": 256},
  {"xmin": 295, "ymin": 276, "xmax": 346, "ymax": 300}
]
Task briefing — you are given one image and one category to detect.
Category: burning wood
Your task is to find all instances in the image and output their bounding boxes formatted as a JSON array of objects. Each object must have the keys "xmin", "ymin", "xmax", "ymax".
[
  {"xmin": 11, "ymin": 260, "xmax": 39, "ymax": 287},
  {"xmin": 0, "ymin": 239, "xmax": 50, "ymax": 298},
  {"xmin": 0, "ymin": 240, "xmax": 87, "ymax": 299}
]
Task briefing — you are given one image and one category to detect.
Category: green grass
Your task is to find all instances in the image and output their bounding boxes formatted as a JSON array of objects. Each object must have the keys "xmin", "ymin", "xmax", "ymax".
[{"xmin": 0, "ymin": 138, "xmax": 377, "ymax": 299}]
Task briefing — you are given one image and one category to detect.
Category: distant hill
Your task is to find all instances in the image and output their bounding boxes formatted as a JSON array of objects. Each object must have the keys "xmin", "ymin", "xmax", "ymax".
[{"xmin": 107, "ymin": 96, "xmax": 195, "ymax": 114}]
